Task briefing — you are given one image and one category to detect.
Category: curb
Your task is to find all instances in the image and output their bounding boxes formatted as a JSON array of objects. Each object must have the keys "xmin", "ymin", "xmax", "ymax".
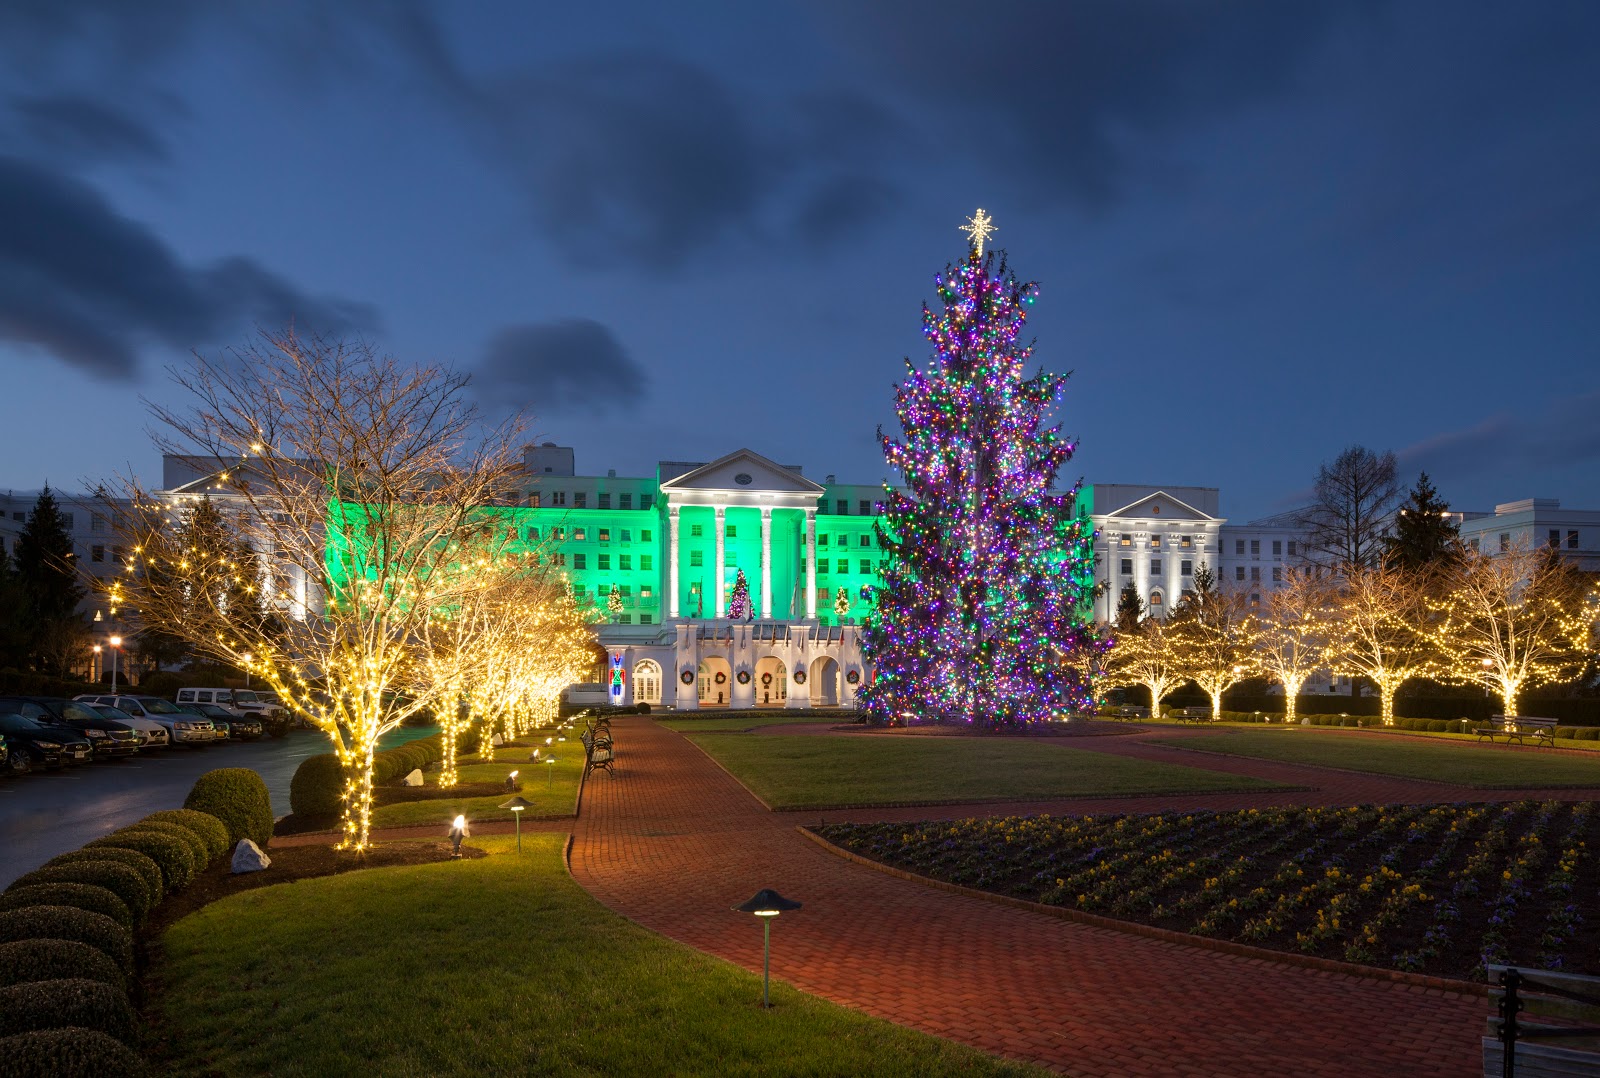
[{"xmin": 798, "ymin": 825, "xmax": 1486, "ymax": 999}]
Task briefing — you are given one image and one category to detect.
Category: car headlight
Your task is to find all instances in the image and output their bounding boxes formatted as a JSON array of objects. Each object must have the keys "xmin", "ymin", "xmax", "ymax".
[
  {"xmin": 37, "ymin": 741, "xmax": 62, "ymax": 750},
  {"xmin": 85, "ymin": 729, "xmax": 108, "ymax": 739}
]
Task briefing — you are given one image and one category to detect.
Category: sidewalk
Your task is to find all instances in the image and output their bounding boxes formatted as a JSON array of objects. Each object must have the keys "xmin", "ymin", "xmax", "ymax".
[{"xmin": 567, "ymin": 717, "xmax": 1487, "ymax": 1077}]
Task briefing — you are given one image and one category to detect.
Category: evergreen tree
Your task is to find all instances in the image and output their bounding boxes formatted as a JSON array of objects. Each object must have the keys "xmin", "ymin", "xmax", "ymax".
[
  {"xmin": 727, "ymin": 568, "xmax": 751, "ymax": 621},
  {"xmin": 1113, "ymin": 583, "xmax": 1146, "ymax": 632},
  {"xmin": 861, "ymin": 215, "xmax": 1106, "ymax": 728},
  {"xmin": 14, "ymin": 486, "xmax": 89, "ymax": 673},
  {"xmin": 1386, "ymin": 472, "xmax": 1461, "ymax": 571}
]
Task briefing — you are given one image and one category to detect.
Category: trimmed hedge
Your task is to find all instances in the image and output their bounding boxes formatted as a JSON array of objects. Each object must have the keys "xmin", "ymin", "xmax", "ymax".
[
  {"xmin": 10, "ymin": 862, "xmax": 153, "ymax": 924},
  {"xmin": 124, "ymin": 821, "xmax": 210, "ymax": 871},
  {"xmin": 0, "ymin": 885, "xmax": 131, "ymax": 931},
  {"xmin": 0, "ymin": 979, "xmax": 134, "ymax": 1044},
  {"xmin": 140, "ymin": 809, "xmax": 230, "ymax": 862},
  {"xmin": 0, "ymin": 939, "xmax": 125, "ymax": 992},
  {"xmin": 0, "ymin": 1027, "xmax": 146, "ymax": 1078},
  {"xmin": 85, "ymin": 830, "xmax": 196, "ymax": 893},
  {"xmin": 183, "ymin": 769, "xmax": 273, "ymax": 849},
  {"xmin": 289, "ymin": 753, "xmax": 343, "ymax": 818},
  {"xmin": 0, "ymin": 907, "xmax": 131, "ymax": 973}
]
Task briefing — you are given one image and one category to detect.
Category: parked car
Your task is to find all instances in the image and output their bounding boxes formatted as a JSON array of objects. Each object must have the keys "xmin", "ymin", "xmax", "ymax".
[
  {"xmin": 74, "ymin": 695, "xmax": 216, "ymax": 745},
  {"xmin": 0, "ymin": 706, "xmax": 93, "ymax": 769},
  {"xmin": 82, "ymin": 703, "xmax": 170, "ymax": 749},
  {"xmin": 190, "ymin": 703, "xmax": 262, "ymax": 740},
  {"xmin": 26, "ymin": 697, "xmax": 141, "ymax": 759}
]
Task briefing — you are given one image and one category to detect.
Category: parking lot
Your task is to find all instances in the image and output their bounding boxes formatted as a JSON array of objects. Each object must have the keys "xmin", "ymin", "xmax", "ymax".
[{"xmin": 0, "ymin": 725, "xmax": 437, "ymax": 888}]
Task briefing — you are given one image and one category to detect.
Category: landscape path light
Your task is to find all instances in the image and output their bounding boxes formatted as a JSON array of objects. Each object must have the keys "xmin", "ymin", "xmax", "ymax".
[
  {"xmin": 733, "ymin": 888, "xmax": 802, "ymax": 1008},
  {"xmin": 505, "ymin": 769, "xmax": 519, "ymax": 792},
  {"xmin": 500, "ymin": 796, "xmax": 532, "ymax": 852},
  {"xmin": 448, "ymin": 814, "xmax": 468, "ymax": 859},
  {"xmin": 544, "ymin": 755, "xmax": 558, "ymax": 787}
]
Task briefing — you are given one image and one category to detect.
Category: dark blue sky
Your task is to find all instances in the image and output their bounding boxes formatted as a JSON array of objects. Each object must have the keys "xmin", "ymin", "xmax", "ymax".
[{"xmin": 2, "ymin": 1, "xmax": 1597, "ymax": 519}]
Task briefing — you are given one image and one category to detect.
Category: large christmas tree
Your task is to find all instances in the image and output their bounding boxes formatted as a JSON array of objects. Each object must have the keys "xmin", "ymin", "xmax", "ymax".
[{"xmin": 861, "ymin": 211, "xmax": 1105, "ymax": 728}]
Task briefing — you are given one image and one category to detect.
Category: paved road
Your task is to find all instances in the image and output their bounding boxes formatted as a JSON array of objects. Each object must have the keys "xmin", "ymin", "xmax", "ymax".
[{"xmin": 0, "ymin": 725, "xmax": 437, "ymax": 888}]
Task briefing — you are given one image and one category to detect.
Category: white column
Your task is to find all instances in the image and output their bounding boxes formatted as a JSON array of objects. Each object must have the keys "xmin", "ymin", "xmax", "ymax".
[
  {"xmin": 760, "ymin": 507, "xmax": 772, "ymax": 619},
  {"xmin": 804, "ymin": 508, "xmax": 817, "ymax": 619},
  {"xmin": 668, "ymin": 505, "xmax": 680, "ymax": 618},
  {"xmin": 714, "ymin": 505, "xmax": 726, "ymax": 618}
]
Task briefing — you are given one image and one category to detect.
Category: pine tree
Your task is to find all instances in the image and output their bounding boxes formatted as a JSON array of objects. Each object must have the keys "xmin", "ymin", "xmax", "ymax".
[
  {"xmin": 727, "ymin": 569, "xmax": 751, "ymax": 621},
  {"xmin": 1386, "ymin": 472, "xmax": 1460, "ymax": 571},
  {"xmin": 14, "ymin": 486, "xmax": 89, "ymax": 673},
  {"xmin": 861, "ymin": 215, "xmax": 1106, "ymax": 728},
  {"xmin": 1113, "ymin": 583, "xmax": 1146, "ymax": 632}
]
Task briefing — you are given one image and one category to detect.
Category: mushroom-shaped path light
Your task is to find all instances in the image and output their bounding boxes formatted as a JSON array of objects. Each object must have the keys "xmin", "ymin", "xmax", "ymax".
[
  {"xmin": 733, "ymin": 889, "xmax": 802, "ymax": 1008},
  {"xmin": 500, "ymin": 796, "xmax": 532, "ymax": 852}
]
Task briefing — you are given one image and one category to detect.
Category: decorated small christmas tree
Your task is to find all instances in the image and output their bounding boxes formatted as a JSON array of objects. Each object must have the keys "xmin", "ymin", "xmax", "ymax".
[
  {"xmin": 727, "ymin": 569, "xmax": 751, "ymax": 620},
  {"xmin": 607, "ymin": 586, "xmax": 623, "ymax": 620},
  {"xmin": 834, "ymin": 587, "xmax": 852, "ymax": 625},
  {"xmin": 861, "ymin": 210, "xmax": 1106, "ymax": 728}
]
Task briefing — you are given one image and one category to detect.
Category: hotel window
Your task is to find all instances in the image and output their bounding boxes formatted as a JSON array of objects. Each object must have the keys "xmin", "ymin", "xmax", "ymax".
[
  {"xmin": 818, "ymin": 587, "xmax": 830, "ymax": 603},
  {"xmin": 639, "ymin": 614, "xmax": 653, "ymax": 624},
  {"xmin": 1549, "ymin": 530, "xmax": 1561, "ymax": 548},
  {"xmin": 112, "ymin": 546, "xmax": 124, "ymax": 564},
  {"xmin": 1119, "ymin": 535, "xmax": 1131, "ymax": 547},
  {"xmin": 551, "ymin": 492, "xmax": 567, "ymax": 506},
  {"xmin": 598, "ymin": 493, "xmax": 610, "ymax": 509},
  {"xmin": 859, "ymin": 534, "xmax": 871, "ymax": 547},
  {"xmin": 1149, "ymin": 592, "xmax": 1163, "ymax": 608},
  {"xmin": 620, "ymin": 555, "xmax": 632, "ymax": 570},
  {"xmin": 1469, "ymin": 538, "xmax": 1480, "ymax": 551},
  {"xmin": 527, "ymin": 527, "xmax": 539, "ymax": 541},
  {"xmin": 573, "ymin": 528, "xmax": 586, "ymax": 541},
  {"xmin": 859, "ymin": 559, "xmax": 870, "ymax": 573},
  {"xmin": 1181, "ymin": 560, "xmax": 1192, "ymax": 576},
  {"xmin": 837, "ymin": 535, "xmax": 846, "ymax": 547},
  {"xmin": 91, "ymin": 545, "xmax": 104, "ymax": 563},
  {"xmin": 819, "ymin": 534, "xmax": 829, "ymax": 547},
  {"xmin": 1250, "ymin": 540, "xmax": 1260, "ymax": 555},
  {"xmin": 1236, "ymin": 566, "xmax": 1246, "ymax": 581},
  {"xmin": 573, "ymin": 553, "xmax": 586, "ymax": 570},
  {"xmin": 691, "ymin": 524, "xmax": 703, "ymax": 537},
  {"xmin": 61, "ymin": 513, "xmax": 73, "ymax": 529},
  {"xmin": 689, "ymin": 551, "xmax": 702, "ymax": 566},
  {"xmin": 836, "ymin": 499, "xmax": 848, "ymax": 514},
  {"xmin": 1150, "ymin": 535, "xmax": 1161, "ymax": 549},
  {"xmin": 528, "ymin": 494, "xmax": 541, "ymax": 508},
  {"xmin": 550, "ymin": 552, "xmax": 566, "ymax": 567},
  {"xmin": 598, "ymin": 528, "xmax": 610, "ymax": 542},
  {"xmin": 1272, "ymin": 567, "xmax": 1282, "ymax": 581},
  {"xmin": 617, "ymin": 614, "xmax": 631, "ymax": 624},
  {"xmin": 1251, "ymin": 567, "xmax": 1260, "ymax": 581},
  {"xmin": 574, "ymin": 492, "xmax": 587, "ymax": 508},
  {"xmin": 726, "ymin": 525, "xmax": 737, "ymax": 537},
  {"xmin": 1235, "ymin": 540, "xmax": 1245, "ymax": 555},
  {"xmin": 725, "ymin": 551, "xmax": 737, "ymax": 566},
  {"xmin": 641, "ymin": 529, "xmax": 652, "ymax": 542},
  {"xmin": 619, "ymin": 585, "xmax": 631, "ymax": 596},
  {"xmin": 1180, "ymin": 535, "xmax": 1192, "ymax": 548},
  {"xmin": 1570, "ymin": 530, "xmax": 1580, "ymax": 549},
  {"xmin": 1120, "ymin": 558, "xmax": 1132, "ymax": 575},
  {"xmin": 621, "ymin": 530, "xmax": 632, "ymax": 543},
  {"xmin": 1272, "ymin": 540, "xmax": 1282, "ymax": 556},
  {"xmin": 1500, "ymin": 533, "xmax": 1510, "ymax": 552},
  {"xmin": 641, "ymin": 494, "xmax": 654, "ymax": 510},
  {"xmin": 1150, "ymin": 559, "xmax": 1162, "ymax": 575},
  {"xmin": 92, "ymin": 513, "xmax": 106, "ymax": 533},
  {"xmin": 837, "ymin": 559, "xmax": 848, "ymax": 573},
  {"xmin": 818, "ymin": 561, "xmax": 828, "ymax": 574},
  {"xmin": 859, "ymin": 500, "xmax": 871, "ymax": 515},
  {"xmin": 552, "ymin": 527, "xmax": 565, "ymax": 541},
  {"xmin": 1288, "ymin": 541, "xmax": 1297, "ymax": 556},
  {"xmin": 1250, "ymin": 593, "xmax": 1260, "ymax": 607},
  {"xmin": 620, "ymin": 493, "xmax": 632, "ymax": 510},
  {"xmin": 640, "ymin": 555, "xmax": 653, "ymax": 570},
  {"xmin": 598, "ymin": 554, "xmax": 610, "ymax": 570},
  {"xmin": 641, "ymin": 585, "xmax": 653, "ymax": 599}
]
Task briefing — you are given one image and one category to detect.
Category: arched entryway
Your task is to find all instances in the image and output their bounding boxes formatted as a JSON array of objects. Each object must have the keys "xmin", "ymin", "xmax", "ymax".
[
  {"xmin": 754, "ymin": 655, "xmax": 787, "ymax": 706},
  {"xmin": 633, "ymin": 659, "xmax": 662, "ymax": 705},
  {"xmin": 809, "ymin": 655, "xmax": 840, "ymax": 706},
  {"xmin": 698, "ymin": 656, "xmax": 733, "ymax": 707}
]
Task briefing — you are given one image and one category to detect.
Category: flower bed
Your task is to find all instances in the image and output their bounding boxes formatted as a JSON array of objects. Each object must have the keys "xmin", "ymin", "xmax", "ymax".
[{"xmin": 815, "ymin": 801, "xmax": 1599, "ymax": 981}]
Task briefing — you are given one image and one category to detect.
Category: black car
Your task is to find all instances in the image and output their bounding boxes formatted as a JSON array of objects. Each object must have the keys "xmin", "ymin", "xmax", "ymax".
[
  {"xmin": 0, "ymin": 708, "xmax": 92, "ymax": 769},
  {"xmin": 192, "ymin": 703, "xmax": 263, "ymax": 740},
  {"xmin": 26, "ymin": 697, "xmax": 141, "ymax": 759}
]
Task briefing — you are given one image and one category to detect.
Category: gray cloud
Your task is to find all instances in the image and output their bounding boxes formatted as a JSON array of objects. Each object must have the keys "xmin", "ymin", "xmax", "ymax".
[
  {"xmin": 0, "ymin": 155, "xmax": 374, "ymax": 379},
  {"xmin": 1398, "ymin": 391, "xmax": 1600, "ymax": 484},
  {"xmin": 12, "ymin": 94, "xmax": 171, "ymax": 165},
  {"xmin": 477, "ymin": 319, "xmax": 647, "ymax": 413}
]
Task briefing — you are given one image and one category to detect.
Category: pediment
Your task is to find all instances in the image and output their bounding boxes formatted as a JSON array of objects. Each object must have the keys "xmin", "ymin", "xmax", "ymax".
[
  {"xmin": 1101, "ymin": 491, "xmax": 1218, "ymax": 523},
  {"xmin": 659, "ymin": 448, "xmax": 824, "ymax": 496}
]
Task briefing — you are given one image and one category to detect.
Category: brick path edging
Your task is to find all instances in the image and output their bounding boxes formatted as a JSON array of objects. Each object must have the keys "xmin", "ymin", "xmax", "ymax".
[{"xmin": 797, "ymin": 825, "xmax": 1486, "ymax": 999}]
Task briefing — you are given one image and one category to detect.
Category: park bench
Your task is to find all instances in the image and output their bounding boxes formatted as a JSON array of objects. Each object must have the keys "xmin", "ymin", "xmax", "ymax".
[
  {"xmin": 1174, "ymin": 707, "xmax": 1212, "ymax": 724},
  {"xmin": 1113, "ymin": 706, "xmax": 1149, "ymax": 722},
  {"xmin": 580, "ymin": 722, "xmax": 614, "ymax": 776},
  {"xmin": 1484, "ymin": 965, "xmax": 1600, "ymax": 1077},
  {"xmin": 1474, "ymin": 715, "xmax": 1558, "ymax": 747}
]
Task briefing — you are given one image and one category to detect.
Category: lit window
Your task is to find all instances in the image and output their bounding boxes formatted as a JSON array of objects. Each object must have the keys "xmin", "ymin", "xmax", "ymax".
[
  {"xmin": 1150, "ymin": 535, "xmax": 1161, "ymax": 549},
  {"xmin": 552, "ymin": 527, "xmax": 565, "ymax": 541},
  {"xmin": 1119, "ymin": 535, "xmax": 1131, "ymax": 547},
  {"xmin": 598, "ymin": 529, "xmax": 610, "ymax": 542},
  {"xmin": 1149, "ymin": 591, "xmax": 1163, "ymax": 607},
  {"xmin": 641, "ymin": 586, "xmax": 653, "ymax": 598},
  {"xmin": 573, "ymin": 528, "xmax": 586, "ymax": 541},
  {"xmin": 1180, "ymin": 535, "xmax": 1191, "ymax": 548}
]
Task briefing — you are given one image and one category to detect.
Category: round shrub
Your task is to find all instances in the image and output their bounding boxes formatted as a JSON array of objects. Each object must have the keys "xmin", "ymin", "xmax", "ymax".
[
  {"xmin": 635, "ymin": 702, "xmax": 651, "ymax": 714},
  {"xmin": 10, "ymin": 862, "xmax": 152, "ymax": 924},
  {"xmin": 1429, "ymin": 720, "xmax": 1449, "ymax": 733},
  {"xmin": 1578, "ymin": 727, "xmax": 1600, "ymax": 741},
  {"xmin": 0, "ymin": 979, "xmax": 134, "ymax": 1044},
  {"xmin": 0, "ymin": 885, "xmax": 130, "ymax": 931},
  {"xmin": 290, "ymin": 753, "xmax": 343, "ymax": 818},
  {"xmin": 125, "ymin": 821, "xmax": 210, "ymax": 871},
  {"xmin": 0, "ymin": 1027, "xmax": 146, "ymax": 1078},
  {"xmin": 140, "ymin": 809, "xmax": 230, "ymax": 863},
  {"xmin": 0, "ymin": 908, "xmax": 131, "ymax": 973},
  {"xmin": 85, "ymin": 830, "xmax": 196, "ymax": 893},
  {"xmin": 0, "ymin": 939, "xmax": 124, "ymax": 991},
  {"xmin": 183, "ymin": 768, "xmax": 273, "ymax": 849},
  {"xmin": 44, "ymin": 850, "xmax": 162, "ymax": 907}
]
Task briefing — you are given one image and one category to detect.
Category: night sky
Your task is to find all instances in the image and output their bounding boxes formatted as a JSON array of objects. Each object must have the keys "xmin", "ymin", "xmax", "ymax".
[{"xmin": 3, "ymin": 2, "xmax": 1597, "ymax": 520}]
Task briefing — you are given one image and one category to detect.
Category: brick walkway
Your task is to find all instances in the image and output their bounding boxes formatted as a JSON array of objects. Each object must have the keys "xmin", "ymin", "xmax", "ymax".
[{"xmin": 568, "ymin": 717, "xmax": 1500, "ymax": 1077}]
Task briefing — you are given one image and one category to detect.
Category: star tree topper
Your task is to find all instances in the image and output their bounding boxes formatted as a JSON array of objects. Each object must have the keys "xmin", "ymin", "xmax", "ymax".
[{"xmin": 959, "ymin": 207, "xmax": 997, "ymax": 256}]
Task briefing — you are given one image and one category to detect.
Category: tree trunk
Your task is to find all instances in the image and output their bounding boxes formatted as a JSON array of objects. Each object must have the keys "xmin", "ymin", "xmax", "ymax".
[
  {"xmin": 1501, "ymin": 684, "xmax": 1518, "ymax": 718},
  {"xmin": 1284, "ymin": 681, "xmax": 1300, "ymax": 723},
  {"xmin": 1379, "ymin": 683, "xmax": 1396, "ymax": 726},
  {"xmin": 439, "ymin": 721, "xmax": 459, "ymax": 788},
  {"xmin": 1210, "ymin": 688, "xmax": 1223, "ymax": 720},
  {"xmin": 338, "ymin": 742, "xmax": 376, "ymax": 851}
]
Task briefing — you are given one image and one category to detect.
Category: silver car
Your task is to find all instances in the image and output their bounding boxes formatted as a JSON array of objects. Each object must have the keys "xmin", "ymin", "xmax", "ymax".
[
  {"xmin": 75, "ymin": 695, "xmax": 215, "ymax": 745},
  {"xmin": 84, "ymin": 703, "xmax": 170, "ymax": 749}
]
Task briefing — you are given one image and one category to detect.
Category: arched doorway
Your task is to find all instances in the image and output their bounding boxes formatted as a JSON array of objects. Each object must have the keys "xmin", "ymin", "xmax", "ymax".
[
  {"xmin": 754, "ymin": 655, "xmax": 787, "ymax": 706},
  {"xmin": 633, "ymin": 659, "xmax": 662, "ymax": 705},
  {"xmin": 698, "ymin": 656, "xmax": 732, "ymax": 707},
  {"xmin": 809, "ymin": 655, "xmax": 840, "ymax": 707}
]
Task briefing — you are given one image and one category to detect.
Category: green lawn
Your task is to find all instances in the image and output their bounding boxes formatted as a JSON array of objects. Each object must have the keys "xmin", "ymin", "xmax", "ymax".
[
  {"xmin": 368, "ymin": 749, "xmax": 584, "ymax": 828},
  {"xmin": 659, "ymin": 713, "xmax": 854, "ymax": 733},
  {"xmin": 1151, "ymin": 728, "xmax": 1600, "ymax": 788},
  {"xmin": 684, "ymin": 734, "xmax": 1283, "ymax": 810},
  {"xmin": 149, "ymin": 835, "xmax": 1042, "ymax": 1077}
]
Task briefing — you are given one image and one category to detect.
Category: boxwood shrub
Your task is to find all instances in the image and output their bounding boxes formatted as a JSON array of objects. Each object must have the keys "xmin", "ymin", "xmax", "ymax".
[
  {"xmin": 140, "ymin": 809, "xmax": 230, "ymax": 862},
  {"xmin": 122, "ymin": 821, "xmax": 209, "ymax": 872},
  {"xmin": 183, "ymin": 769, "xmax": 273, "ymax": 849},
  {"xmin": 0, "ymin": 1027, "xmax": 146, "ymax": 1078},
  {"xmin": 0, "ymin": 939, "xmax": 125, "ymax": 991},
  {"xmin": 8, "ymin": 862, "xmax": 152, "ymax": 924},
  {"xmin": 0, "ymin": 979, "xmax": 134, "ymax": 1044},
  {"xmin": 42, "ymin": 850, "xmax": 162, "ymax": 907},
  {"xmin": 0, "ymin": 907, "xmax": 131, "ymax": 973},
  {"xmin": 0, "ymin": 885, "xmax": 130, "ymax": 931},
  {"xmin": 85, "ymin": 830, "xmax": 196, "ymax": 893},
  {"xmin": 289, "ymin": 753, "xmax": 343, "ymax": 818}
]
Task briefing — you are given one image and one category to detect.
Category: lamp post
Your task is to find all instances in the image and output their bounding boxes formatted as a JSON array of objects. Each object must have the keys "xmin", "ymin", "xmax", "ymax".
[
  {"xmin": 500, "ymin": 796, "xmax": 532, "ymax": 852},
  {"xmin": 108, "ymin": 636, "xmax": 122, "ymax": 693},
  {"xmin": 448, "ymin": 814, "xmax": 468, "ymax": 859},
  {"xmin": 733, "ymin": 888, "xmax": 802, "ymax": 1008},
  {"xmin": 92, "ymin": 644, "xmax": 102, "ymax": 684}
]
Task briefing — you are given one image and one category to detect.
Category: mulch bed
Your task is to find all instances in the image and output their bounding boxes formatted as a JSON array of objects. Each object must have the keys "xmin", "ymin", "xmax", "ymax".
[
  {"xmin": 145, "ymin": 841, "xmax": 486, "ymax": 934},
  {"xmin": 373, "ymin": 781, "xmax": 504, "ymax": 804}
]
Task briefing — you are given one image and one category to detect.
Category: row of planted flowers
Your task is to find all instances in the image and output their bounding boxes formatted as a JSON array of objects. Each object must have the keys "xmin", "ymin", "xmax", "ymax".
[{"xmin": 815, "ymin": 800, "xmax": 1596, "ymax": 981}]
